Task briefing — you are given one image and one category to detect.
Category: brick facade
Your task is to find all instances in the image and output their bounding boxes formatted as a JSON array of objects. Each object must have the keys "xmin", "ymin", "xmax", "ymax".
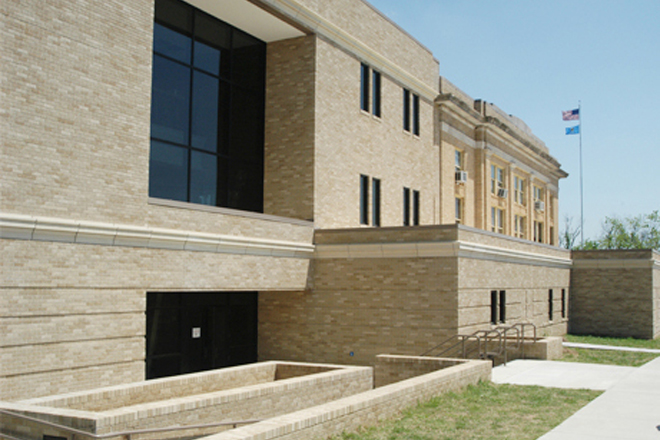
[
  {"xmin": 259, "ymin": 225, "xmax": 570, "ymax": 368},
  {"xmin": 570, "ymin": 250, "xmax": 660, "ymax": 339},
  {"xmin": 2, "ymin": 0, "xmax": 574, "ymax": 403}
]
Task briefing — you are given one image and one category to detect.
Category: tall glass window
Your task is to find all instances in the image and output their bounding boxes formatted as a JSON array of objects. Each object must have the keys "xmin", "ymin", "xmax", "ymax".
[
  {"xmin": 360, "ymin": 63, "xmax": 370, "ymax": 112},
  {"xmin": 412, "ymin": 94, "xmax": 420, "ymax": 136},
  {"xmin": 149, "ymin": 0, "xmax": 266, "ymax": 213},
  {"xmin": 403, "ymin": 89, "xmax": 411, "ymax": 132},
  {"xmin": 372, "ymin": 178, "xmax": 381, "ymax": 227},
  {"xmin": 360, "ymin": 174, "xmax": 369, "ymax": 225},
  {"xmin": 372, "ymin": 71, "xmax": 381, "ymax": 117},
  {"xmin": 514, "ymin": 176, "xmax": 526, "ymax": 205},
  {"xmin": 403, "ymin": 187, "xmax": 411, "ymax": 226}
]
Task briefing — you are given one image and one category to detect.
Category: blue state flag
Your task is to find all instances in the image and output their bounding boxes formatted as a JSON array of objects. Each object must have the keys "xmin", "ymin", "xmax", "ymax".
[{"xmin": 565, "ymin": 125, "xmax": 580, "ymax": 135}]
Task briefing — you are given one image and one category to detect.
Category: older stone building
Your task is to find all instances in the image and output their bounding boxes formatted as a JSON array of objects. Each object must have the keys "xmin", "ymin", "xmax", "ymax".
[
  {"xmin": 1, "ymin": 0, "xmax": 569, "ymax": 401},
  {"xmin": 437, "ymin": 77, "xmax": 566, "ymax": 245}
]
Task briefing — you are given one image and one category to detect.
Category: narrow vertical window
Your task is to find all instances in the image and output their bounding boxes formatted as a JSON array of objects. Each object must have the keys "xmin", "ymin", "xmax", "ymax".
[
  {"xmin": 534, "ymin": 221, "xmax": 544, "ymax": 243},
  {"xmin": 561, "ymin": 289, "xmax": 566, "ymax": 318},
  {"xmin": 455, "ymin": 149, "xmax": 463, "ymax": 171},
  {"xmin": 534, "ymin": 185, "xmax": 544, "ymax": 204},
  {"xmin": 491, "ymin": 207, "xmax": 504, "ymax": 234},
  {"xmin": 514, "ymin": 215, "xmax": 526, "ymax": 239},
  {"xmin": 372, "ymin": 70, "xmax": 381, "ymax": 117},
  {"xmin": 499, "ymin": 290, "xmax": 506, "ymax": 323},
  {"xmin": 412, "ymin": 190, "xmax": 420, "ymax": 226},
  {"xmin": 360, "ymin": 174, "xmax": 369, "ymax": 225},
  {"xmin": 360, "ymin": 63, "xmax": 370, "ymax": 112},
  {"xmin": 514, "ymin": 176, "xmax": 526, "ymax": 205},
  {"xmin": 403, "ymin": 187, "xmax": 411, "ymax": 226},
  {"xmin": 548, "ymin": 289, "xmax": 554, "ymax": 321},
  {"xmin": 403, "ymin": 89, "xmax": 411, "ymax": 132},
  {"xmin": 490, "ymin": 290, "xmax": 498, "ymax": 325},
  {"xmin": 491, "ymin": 164, "xmax": 504, "ymax": 194},
  {"xmin": 372, "ymin": 178, "xmax": 381, "ymax": 227},
  {"xmin": 412, "ymin": 94, "xmax": 420, "ymax": 135},
  {"xmin": 455, "ymin": 197, "xmax": 463, "ymax": 224}
]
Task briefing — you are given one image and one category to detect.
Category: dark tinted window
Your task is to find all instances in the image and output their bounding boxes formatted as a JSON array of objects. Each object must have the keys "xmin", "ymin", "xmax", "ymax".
[
  {"xmin": 149, "ymin": 0, "xmax": 265, "ymax": 212},
  {"xmin": 403, "ymin": 89, "xmax": 411, "ymax": 131},
  {"xmin": 372, "ymin": 70, "xmax": 381, "ymax": 117},
  {"xmin": 360, "ymin": 63, "xmax": 369, "ymax": 112},
  {"xmin": 150, "ymin": 56, "xmax": 190, "ymax": 144},
  {"xmin": 372, "ymin": 178, "xmax": 381, "ymax": 227},
  {"xmin": 154, "ymin": 23, "xmax": 191, "ymax": 63},
  {"xmin": 360, "ymin": 175, "xmax": 369, "ymax": 225},
  {"xmin": 412, "ymin": 190, "xmax": 420, "ymax": 225},
  {"xmin": 403, "ymin": 187, "xmax": 410, "ymax": 226},
  {"xmin": 149, "ymin": 141, "xmax": 188, "ymax": 202},
  {"xmin": 412, "ymin": 94, "xmax": 420, "ymax": 135}
]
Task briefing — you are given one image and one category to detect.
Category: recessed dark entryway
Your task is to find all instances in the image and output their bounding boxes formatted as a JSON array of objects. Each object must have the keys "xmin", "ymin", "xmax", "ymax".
[{"xmin": 146, "ymin": 292, "xmax": 258, "ymax": 379}]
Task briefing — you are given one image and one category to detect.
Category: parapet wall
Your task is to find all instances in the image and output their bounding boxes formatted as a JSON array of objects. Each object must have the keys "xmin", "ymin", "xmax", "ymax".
[
  {"xmin": 0, "ymin": 362, "xmax": 371, "ymax": 440},
  {"xmin": 1, "ymin": 358, "xmax": 490, "ymax": 440},
  {"xmin": 200, "ymin": 357, "xmax": 491, "ymax": 440}
]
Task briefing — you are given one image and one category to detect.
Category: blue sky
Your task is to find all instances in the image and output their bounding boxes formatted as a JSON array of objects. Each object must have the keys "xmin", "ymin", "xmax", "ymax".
[{"xmin": 368, "ymin": 0, "xmax": 660, "ymax": 240}]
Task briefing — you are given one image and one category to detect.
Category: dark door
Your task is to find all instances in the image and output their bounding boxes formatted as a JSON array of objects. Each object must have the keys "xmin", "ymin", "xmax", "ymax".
[{"xmin": 146, "ymin": 292, "xmax": 258, "ymax": 379}]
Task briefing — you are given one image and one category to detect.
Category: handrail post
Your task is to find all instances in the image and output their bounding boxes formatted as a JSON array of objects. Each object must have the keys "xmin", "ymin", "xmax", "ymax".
[{"xmin": 504, "ymin": 330, "xmax": 509, "ymax": 366}]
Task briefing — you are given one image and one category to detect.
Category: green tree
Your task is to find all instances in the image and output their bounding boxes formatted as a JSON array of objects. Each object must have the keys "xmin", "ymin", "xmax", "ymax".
[
  {"xmin": 576, "ymin": 211, "xmax": 660, "ymax": 251},
  {"xmin": 559, "ymin": 215, "xmax": 581, "ymax": 250}
]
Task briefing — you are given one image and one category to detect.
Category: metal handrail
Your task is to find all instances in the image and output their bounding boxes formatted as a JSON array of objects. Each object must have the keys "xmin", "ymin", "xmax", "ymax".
[
  {"xmin": 420, "ymin": 332, "xmax": 483, "ymax": 359},
  {"xmin": 474, "ymin": 329, "xmax": 503, "ymax": 361},
  {"xmin": 0, "ymin": 409, "xmax": 260, "ymax": 440},
  {"xmin": 494, "ymin": 322, "xmax": 538, "ymax": 361},
  {"xmin": 495, "ymin": 325, "xmax": 520, "ymax": 364},
  {"xmin": 458, "ymin": 334, "xmax": 482, "ymax": 359},
  {"xmin": 420, "ymin": 334, "xmax": 463, "ymax": 357},
  {"xmin": 520, "ymin": 322, "xmax": 537, "ymax": 342},
  {"xmin": 420, "ymin": 322, "xmax": 538, "ymax": 365}
]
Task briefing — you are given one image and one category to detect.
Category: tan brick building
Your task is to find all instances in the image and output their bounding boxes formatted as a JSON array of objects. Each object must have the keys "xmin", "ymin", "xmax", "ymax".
[{"xmin": 1, "ymin": 0, "xmax": 570, "ymax": 401}]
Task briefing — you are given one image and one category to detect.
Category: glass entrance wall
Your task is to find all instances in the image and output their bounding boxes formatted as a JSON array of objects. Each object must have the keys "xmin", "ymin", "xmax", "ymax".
[
  {"xmin": 149, "ymin": 0, "xmax": 266, "ymax": 213},
  {"xmin": 146, "ymin": 292, "xmax": 258, "ymax": 379}
]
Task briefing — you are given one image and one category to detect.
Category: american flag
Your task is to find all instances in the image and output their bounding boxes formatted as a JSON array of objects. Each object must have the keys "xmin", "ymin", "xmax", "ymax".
[{"xmin": 562, "ymin": 109, "xmax": 580, "ymax": 121}]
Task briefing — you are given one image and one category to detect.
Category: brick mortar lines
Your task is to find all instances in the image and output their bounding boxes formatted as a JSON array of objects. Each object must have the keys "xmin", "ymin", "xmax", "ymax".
[{"xmin": 1, "ymin": 359, "xmax": 144, "ymax": 379}]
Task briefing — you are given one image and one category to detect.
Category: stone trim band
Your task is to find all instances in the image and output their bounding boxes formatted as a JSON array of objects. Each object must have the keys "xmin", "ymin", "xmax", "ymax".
[
  {"xmin": 0, "ymin": 213, "xmax": 315, "ymax": 259},
  {"xmin": 315, "ymin": 240, "xmax": 572, "ymax": 268}
]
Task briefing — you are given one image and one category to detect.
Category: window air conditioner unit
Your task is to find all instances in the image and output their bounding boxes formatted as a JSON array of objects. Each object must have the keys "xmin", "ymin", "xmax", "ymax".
[
  {"xmin": 535, "ymin": 201, "xmax": 545, "ymax": 211},
  {"xmin": 497, "ymin": 188, "xmax": 508, "ymax": 198},
  {"xmin": 455, "ymin": 170, "xmax": 468, "ymax": 183}
]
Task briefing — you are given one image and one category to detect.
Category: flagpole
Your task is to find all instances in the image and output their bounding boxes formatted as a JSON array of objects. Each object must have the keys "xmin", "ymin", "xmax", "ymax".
[{"xmin": 579, "ymin": 101, "xmax": 583, "ymax": 245}]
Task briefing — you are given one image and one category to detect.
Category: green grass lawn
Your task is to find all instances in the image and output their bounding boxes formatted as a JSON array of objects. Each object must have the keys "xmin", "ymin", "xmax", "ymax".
[
  {"xmin": 564, "ymin": 334, "xmax": 660, "ymax": 349},
  {"xmin": 561, "ymin": 334, "xmax": 660, "ymax": 367},
  {"xmin": 332, "ymin": 382, "xmax": 600, "ymax": 440},
  {"xmin": 331, "ymin": 334, "xmax": 659, "ymax": 440}
]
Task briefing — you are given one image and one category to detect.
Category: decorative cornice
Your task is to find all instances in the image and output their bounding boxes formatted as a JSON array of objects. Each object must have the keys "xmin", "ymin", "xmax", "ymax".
[
  {"xmin": 0, "ymin": 213, "xmax": 315, "ymax": 259},
  {"xmin": 315, "ymin": 240, "xmax": 572, "ymax": 268},
  {"xmin": 484, "ymin": 116, "xmax": 566, "ymax": 176},
  {"xmin": 437, "ymin": 94, "xmax": 567, "ymax": 182}
]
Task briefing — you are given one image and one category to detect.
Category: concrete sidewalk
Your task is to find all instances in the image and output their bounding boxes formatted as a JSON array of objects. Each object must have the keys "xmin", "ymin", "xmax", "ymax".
[
  {"xmin": 492, "ymin": 359, "xmax": 636, "ymax": 390},
  {"xmin": 493, "ymin": 357, "xmax": 660, "ymax": 440}
]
